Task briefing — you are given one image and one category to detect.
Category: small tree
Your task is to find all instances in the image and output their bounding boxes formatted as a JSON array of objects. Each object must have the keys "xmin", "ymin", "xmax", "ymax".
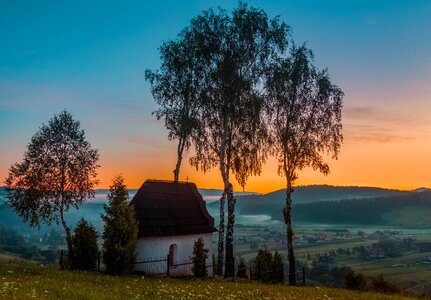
[
  {"xmin": 236, "ymin": 257, "xmax": 248, "ymax": 278},
  {"xmin": 368, "ymin": 275, "xmax": 400, "ymax": 294},
  {"xmin": 343, "ymin": 269, "xmax": 367, "ymax": 291},
  {"xmin": 253, "ymin": 249, "xmax": 284, "ymax": 283},
  {"xmin": 191, "ymin": 237, "xmax": 209, "ymax": 278},
  {"xmin": 70, "ymin": 218, "xmax": 98, "ymax": 270},
  {"xmin": 102, "ymin": 175, "xmax": 138, "ymax": 275},
  {"xmin": 5, "ymin": 111, "xmax": 100, "ymax": 258},
  {"xmin": 254, "ymin": 249, "xmax": 273, "ymax": 282},
  {"xmin": 271, "ymin": 251, "xmax": 284, "ymax": 283}
]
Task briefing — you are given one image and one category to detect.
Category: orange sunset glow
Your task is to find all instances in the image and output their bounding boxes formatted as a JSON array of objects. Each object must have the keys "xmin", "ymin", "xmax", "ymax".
[{"xmin": 1, "ymin": 1, "xmax": 430, "ymax": 194}]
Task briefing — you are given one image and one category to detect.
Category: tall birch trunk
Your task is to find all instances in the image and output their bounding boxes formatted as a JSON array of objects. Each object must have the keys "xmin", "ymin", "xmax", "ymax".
[
  {"xmin": 224, "ymin": 182, "xmax": 235, "ymax": 278},
  {"xmin": 60, "ymin": 204, "xmax": 73, "ymax": 259},
  {"xmin": 217, "ymin": 191, "xmax": 226, "ymax": 275},
  {"xmin": 173, "ymin": 139, "xmax": 185, "ymax": 182},
  {"xmin": 218, "ymin": 118, "xmax": 236, "ymax": 278},
  {"xmin": 284, "ymin": 185, "xmax": 296, "ymax": 285}
]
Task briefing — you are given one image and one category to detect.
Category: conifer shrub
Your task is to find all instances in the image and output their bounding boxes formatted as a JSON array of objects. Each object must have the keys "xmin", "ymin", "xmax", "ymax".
[
  {"xmin": 271, "ymin": 251, "xmax": 284, "ymax": 283},
  {"xmin": 191, "ymin": 237, "xmax": 209, "ymax": 278},
  {"xmin": 343, "ymin": 269, "xmax": 367, "ymax": 290},
  {"xmin": 236, "ymin": 257, "xmax": 248, "ymax": 278},
  {"xmin": 102, "ymin": 176, "xmax": 138, "ymax": 275},
  {"xmin": 254, "ymin": 249, "xmax": 284, "ymax": 283},
  {"xmin": 70, "ymin": 218, "xmax": 98, "ymax": 270}
]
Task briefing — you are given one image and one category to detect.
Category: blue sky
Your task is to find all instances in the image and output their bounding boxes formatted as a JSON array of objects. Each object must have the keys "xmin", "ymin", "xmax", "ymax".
[{"xmin": 1, "ymin": 0, "xmax": 430, "ymax": 191}]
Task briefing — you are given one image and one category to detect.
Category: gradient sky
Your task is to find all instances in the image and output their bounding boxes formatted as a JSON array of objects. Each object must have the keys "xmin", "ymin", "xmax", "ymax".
[{"xmin": 1, "ymin": 0, "xmax": 430, "ymax": 193}]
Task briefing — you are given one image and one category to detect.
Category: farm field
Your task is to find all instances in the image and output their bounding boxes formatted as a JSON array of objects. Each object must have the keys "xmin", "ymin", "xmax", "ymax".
[
  {"xmin": 0, "ymin": 263, "xmax": 414, "ymax": 299},
  {"xmin": 227, "ymin": 224, "xmax": 431, "ymax": 294}
]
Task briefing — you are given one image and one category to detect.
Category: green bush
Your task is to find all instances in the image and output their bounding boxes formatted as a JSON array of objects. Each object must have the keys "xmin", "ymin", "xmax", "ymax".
[
  {"xmin": 70, "ymin": 218, "xmax": 98, "ymax": 270},
  {"xmin": 236, "ymin": 257, "xmax": 248, "ymax": 278},
  {"xmin": 343, "ymin": 269, "xmax": 367, "ymax": 290},
  {"xmin": 343, "ymin": 270, "xmax": 401, "ymax": 294},
  {"xmin": 254, "ymin": 249, "xmax": 283, "ymax": 283},
  {"xmin": 191, "ymin": 237, "xmax": 208, "ymax": 278},
  {"xmin": 271, "ymin": 252, "xmax": 283, "ymax": 283},
  {"xmin": 368, "ymin": 275, "xmax": 401, "ymax": 294}
]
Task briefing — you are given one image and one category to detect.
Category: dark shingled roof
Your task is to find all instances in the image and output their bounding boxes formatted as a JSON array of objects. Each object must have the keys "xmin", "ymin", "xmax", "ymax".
[{"xmin": 130, "ymin": 180, "xmax": 217, "ymax": 237}]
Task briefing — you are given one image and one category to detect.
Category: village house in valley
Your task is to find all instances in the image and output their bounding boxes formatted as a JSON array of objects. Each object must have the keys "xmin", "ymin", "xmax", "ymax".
[{"xmin": 130, "ymin": 180, "xmax": 216, "ymax": 276}]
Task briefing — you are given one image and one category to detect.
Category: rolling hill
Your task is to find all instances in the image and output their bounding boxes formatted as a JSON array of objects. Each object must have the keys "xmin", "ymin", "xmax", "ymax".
[
  {"xmin": 0, "ymin": 263, "xmax": 414, "ymax": 299},
  {"xmin": 207, "ymin": 185, "xmax": 409, "ymax": 214},
  {"xmin": 207, "ymin": 186, "xmax": 431, "ymax": 226}
]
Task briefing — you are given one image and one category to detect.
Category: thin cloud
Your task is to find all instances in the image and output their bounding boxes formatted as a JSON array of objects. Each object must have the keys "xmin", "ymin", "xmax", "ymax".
[
  {"xmin": 119, "ymin": 135, "xmax": 172, "ymax": 149},
  {"xmin": 344, "ymin": 105, "xmax": 430, "ymax": 126},
  {"xmin": 344, "ymin": 123, "xmax": 416, "ymax": 144},
  {"xmin": 343, "ymin": 103, "xmax": 430, "ymax": 144}
]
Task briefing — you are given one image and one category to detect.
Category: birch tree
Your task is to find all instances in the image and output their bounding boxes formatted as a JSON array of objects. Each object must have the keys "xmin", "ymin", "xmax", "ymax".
[
  {"xmin": 5, "ymin": 111, "xmax": 100, "ymax": 258},
  {"xmin": 146, "ymin": 29, "xmax": 205, "ymax": 182},
  {"xmin": 265, "ymin": 45, "xmax": 343, "ymax": 284},
  {"xmin": 189, "ymin": 3, "xmax": 289, "ymax": 277}
]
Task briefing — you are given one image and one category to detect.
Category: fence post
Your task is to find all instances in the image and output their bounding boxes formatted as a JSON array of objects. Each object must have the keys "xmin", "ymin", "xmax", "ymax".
[
  {"xmin": 120, "ymin": 255, "xmax": 126, "ymax": 276},
  {"xmin": 281, "ymin": 263, "xmax": 284, "ymax": 283},
  {"xmin": 212, "ymin": 254, "xmax": 215, "ymax": 277},
  {"xmin": 203, "ymin": 258, "xmax": 206, "ymax": 277},
  {"xmin": 248, "ymin": 266, "xmax": 251, "ymax": 280},
  {"xmin": 97, "ymin": 251, "xmax": 101, "ymax": 271},
  {"xmin": 302, "ymin": 267, "xmax": 305, "ymax": 286},
  {"xmin": 257, "ymin": 261, "xmax": 261, "ymax": 282},
  {"xmin": 166, "ymin": 254, "xmax": 170, "ymax": 277},
  {"xmin": 59, "ymin": 249, "xmax": 63, "ymax": 269}
]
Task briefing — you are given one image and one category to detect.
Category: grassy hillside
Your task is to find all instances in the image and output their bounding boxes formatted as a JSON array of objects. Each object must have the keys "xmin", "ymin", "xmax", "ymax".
[
  {"xmin": 294, "ymin": 191, "xmax": 431, "ymax": 225},
  {"xmin": 0, "ymin": 263, "xmax": 414, "ymax": 299},
  {"xmin": 0, "ymin": 252, "xmax": 29, "ymax": 264},
  {"xmin": 382, "ymin": 206, "xmax": 431, "ymax": 226}
]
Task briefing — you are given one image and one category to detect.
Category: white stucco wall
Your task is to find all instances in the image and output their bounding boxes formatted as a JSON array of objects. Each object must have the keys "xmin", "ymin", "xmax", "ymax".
[{"xmin": 135, "ymin": 233, "xmax": 214, "ymax": 277}]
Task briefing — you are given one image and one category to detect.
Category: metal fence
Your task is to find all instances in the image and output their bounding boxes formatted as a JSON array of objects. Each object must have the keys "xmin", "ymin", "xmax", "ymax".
[
  {"xmin": 134, "ymin": 254, "xmax": 214, "ymax": 277},
  {"xmin": 59, "ymin": 249, "xmax": 102, "ymax": 271},
  {"xmin": 59, "ymin": 251, "xmax": 213, "ymax": 278},
  {"xmin": 134, "ymin": 256, "xmax": 169, "ymax": 276},
  {"xmin": 236, "ymin": 263, "xmax": 306, "ymax": 285},
  {"xmin": 59, "ymin": 251, "xmax": 304, "ymax": 285}
]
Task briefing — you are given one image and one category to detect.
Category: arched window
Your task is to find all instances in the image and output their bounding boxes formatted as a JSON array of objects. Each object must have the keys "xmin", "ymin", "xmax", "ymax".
[{"xmin": 169, "ymin": 244, "xmax": 177, "ymax": 266}]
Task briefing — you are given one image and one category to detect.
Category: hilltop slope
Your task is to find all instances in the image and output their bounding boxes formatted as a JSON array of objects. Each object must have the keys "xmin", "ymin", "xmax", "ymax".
[{"xmin": 0, "ymin": 263, "xmax": 413, "ymax": 299}]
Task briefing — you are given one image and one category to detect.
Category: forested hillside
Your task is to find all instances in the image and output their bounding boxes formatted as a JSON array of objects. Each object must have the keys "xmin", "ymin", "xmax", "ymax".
[
  {"xmin": 207, "ymin": 186, "xmax": 410, "ymax": 219},
  {"xmin": 207, "ymin": 187, "xmax": 431, "ymax": 226},
  {"xmin": 294, "ymin": 190, "xmax": 431, "ymax": 225}
]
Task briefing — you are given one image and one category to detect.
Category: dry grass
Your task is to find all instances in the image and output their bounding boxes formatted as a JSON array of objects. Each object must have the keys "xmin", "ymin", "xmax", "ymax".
[{"xmin": 0, "ymin": 262, "xmax": 416, "ymax": 299}]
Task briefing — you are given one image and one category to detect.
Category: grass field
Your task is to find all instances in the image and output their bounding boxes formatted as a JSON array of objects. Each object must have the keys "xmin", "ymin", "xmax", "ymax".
[
  {"xmin": 0, "ymin": 263, "xmax": 416, "ymax": 299},
  {"xmin": 0, "ymin": 253, "xmax": 29, "ymax": 264}
]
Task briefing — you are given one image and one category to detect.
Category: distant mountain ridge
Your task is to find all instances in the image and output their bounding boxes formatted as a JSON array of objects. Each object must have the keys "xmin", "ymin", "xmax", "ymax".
[
  {"xmin": 1, "ymin": 185, "xmax": 430, "ymax": 229},
  {"xmin": 0, "ymin": 185, "xmax": 423, "ymax": 206},
  {"xmin": 205, "ymin": 185, "xmax": 431, "ymax": 226},
  {"xmin": 208, "ymin": 185, "xmax": 412, "ymax": 212},
  {"xmin": 0, "ymin": 187, "xmax": 258, "ymax": 204}
]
